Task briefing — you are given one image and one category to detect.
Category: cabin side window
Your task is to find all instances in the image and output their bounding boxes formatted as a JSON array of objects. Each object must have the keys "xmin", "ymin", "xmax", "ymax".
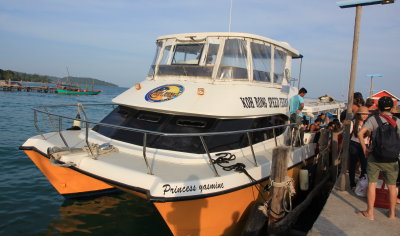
[
  {"xmin": 251, "ymin": 42, "xmax": 271, "ymax": 82},
  {"xmin": 250, "ymin": 115, "xmax": 288, "ymax": 144},
  {"xmin": 205, "ymin": 44, "xmax": 219, "ymax": 65},
  {"xmin": 147, "ymin": 42, "xmax": 162, "ymax": 77},
  {"xmin": 93, "ymin": 106, "xmax": 289, "ymax": 154},
  {"xmin": 217, "ymin": 39, "xmax": 248, "ymax": 80},
  {"xmin": 160, "ymin": 45, "xmax": 172, "ymax": 65},
  {"xmin": 273, "ymin": 49, "xmax": 287, "ymax": 84}
]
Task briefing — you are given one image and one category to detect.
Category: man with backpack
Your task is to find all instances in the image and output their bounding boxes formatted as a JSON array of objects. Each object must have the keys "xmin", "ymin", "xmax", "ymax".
[{"xmin": 357, "ymin": 96, "xmax": 400, "ymax": 220}]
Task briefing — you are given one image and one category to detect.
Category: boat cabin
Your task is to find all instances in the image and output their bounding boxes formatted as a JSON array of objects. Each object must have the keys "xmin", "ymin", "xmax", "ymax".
[{"xmin": 96, "ymin": 33, "xmax": 303, "ymax": 154}]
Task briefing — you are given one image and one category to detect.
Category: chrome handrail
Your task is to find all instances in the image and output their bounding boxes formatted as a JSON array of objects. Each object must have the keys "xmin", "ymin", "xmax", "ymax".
[
  {"xmin": 79, "ymin": 104, "xmax": 96, "ymax": 159},
  {"xmin": 246, "ymin": 132, "xmax": 258, "ymax": 167},
  {"xmin": 44, "ymin": 107, "xmax": 57, "ymax": 132},
  {"xmin": 58, "ymin": 117, "xmax": 69, "ymax": 148},
  {"xmin": 143, "ymin": 133, "xmax": 152, "ymax": 175},
  {"xmin": 34, "ymin": 110, "xmax": 46, "ymax": 140},
  {"xmin": 200, "ymin": 136, "xmax": 219, "ymax": 177},
  {"xmin": 32, "ymin": 103, "xmax": 295, "ymax": 176}
]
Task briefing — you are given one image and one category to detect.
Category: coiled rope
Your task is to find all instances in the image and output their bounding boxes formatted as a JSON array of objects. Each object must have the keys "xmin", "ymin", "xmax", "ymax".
[{"xmin": 212, "ymin": 152, "xmax": 266, "ymax": 201}]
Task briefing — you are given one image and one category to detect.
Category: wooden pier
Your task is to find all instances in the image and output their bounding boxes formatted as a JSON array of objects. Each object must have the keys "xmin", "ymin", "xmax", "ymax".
[
  {"xmin": 309, "ymin": 176, "xmax": 400, "ymax": 235},
  {"xmin": 0, "ymin": 84, "xmax": 57, "ymax": 93}
]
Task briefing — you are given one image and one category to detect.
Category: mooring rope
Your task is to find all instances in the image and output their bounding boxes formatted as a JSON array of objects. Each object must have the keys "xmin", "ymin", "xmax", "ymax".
[
  {"xmin": 212, "ymin": 152, "xmax": 267, "ymax": 201},
  {"xmin": 47, "ymin": 143, "xmax": 118, "ymax": 167},
  {"xmin": 268, "ymin": 176, "xmax": 296, "ymax": 214},
  {"xmin": 82, "ymin": 143, "xmax": 119, "ymax": 156}
]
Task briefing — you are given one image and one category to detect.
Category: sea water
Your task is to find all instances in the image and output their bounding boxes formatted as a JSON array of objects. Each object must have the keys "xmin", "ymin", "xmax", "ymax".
[{"xmin": 0, "ymin": 86, "xmax": 171, "ymax": 235}]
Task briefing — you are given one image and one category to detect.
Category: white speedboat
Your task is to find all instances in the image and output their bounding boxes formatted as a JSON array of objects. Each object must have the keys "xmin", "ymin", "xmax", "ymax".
[{"xmin": 22, "ymin": 32, "xmax": 325, "ymax": 235}]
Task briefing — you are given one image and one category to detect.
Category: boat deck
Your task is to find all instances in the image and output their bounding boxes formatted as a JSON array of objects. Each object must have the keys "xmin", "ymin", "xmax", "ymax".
[
  {"xmin": 23, "ymin": 129, "xmax": 315, "ymax": 198},
  {"xmin": 309, "ymin": 176, "xmax": 400, "ymax": 235}
]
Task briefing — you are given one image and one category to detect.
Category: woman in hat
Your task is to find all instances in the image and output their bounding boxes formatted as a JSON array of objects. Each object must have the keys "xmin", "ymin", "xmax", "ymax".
[{"xmin": 349, "ymin": 106, "xmax": 370, "ymax": 190}]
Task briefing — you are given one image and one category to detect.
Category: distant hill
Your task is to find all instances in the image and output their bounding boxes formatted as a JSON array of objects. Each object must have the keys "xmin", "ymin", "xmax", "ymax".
[
  {"xmin": 55, "ymin": 76, "xmax": 118, "ymax": 87},
  {"xmin": 0, "ymin": 69, "xmax": 118, "ymax": 87}
]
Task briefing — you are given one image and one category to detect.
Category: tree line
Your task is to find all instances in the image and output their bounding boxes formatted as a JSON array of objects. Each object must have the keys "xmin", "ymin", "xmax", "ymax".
[
  {"xmin": 0, "ymin": 69, "xmax": 118, "ymax": 87},
  {"xmin": 0, "ymin": 69, "xmax": 52, "ymax": 83}
]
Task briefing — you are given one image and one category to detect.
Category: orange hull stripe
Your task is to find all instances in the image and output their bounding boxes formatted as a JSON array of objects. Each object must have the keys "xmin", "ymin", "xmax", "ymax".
[{"xmin": 24, "ymin": 150, "xmax": 114, "ymax": 195}]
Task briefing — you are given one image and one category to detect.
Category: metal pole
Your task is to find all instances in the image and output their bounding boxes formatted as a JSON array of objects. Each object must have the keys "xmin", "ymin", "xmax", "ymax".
[
  {"xmin": 228, "ymin": 0, "xmax": 233, "ymax": 32},
  {"xmin": 338, "ymin": 5, "xmax": 362, "ymax": 191},
  {"xmin": 199, "ymin": 136, "xmax": 219, "ymax": 177},
  {"xmin": 369, "ymin": 76, "xmax": 373, "ymax": 97},
  {"xmin": 142, "ymin": 133, "xmax": 153, "ymax": 175},
  {"xmin": 297, "ymin": 57, "xmax": 303, "ymax": 89},
  {"xmin": 246, "ymin": 132, "xmax": 258, "ymax": 167}
]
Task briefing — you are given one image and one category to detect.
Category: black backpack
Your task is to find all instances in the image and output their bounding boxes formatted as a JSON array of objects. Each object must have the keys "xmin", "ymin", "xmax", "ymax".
[{"xmin": 371, "ymin": 115, "xmax": 400, "ymax": 163}]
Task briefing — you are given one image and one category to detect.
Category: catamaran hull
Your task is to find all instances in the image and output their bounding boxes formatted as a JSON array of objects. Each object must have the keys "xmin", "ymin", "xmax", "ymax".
[
  {"xmin": 22, "ymin": 144, "xmax": 314, "ymax": 235},
  {"xmin": 102, "ymin": 159, "xmax": 309, "ymax": 236},
  {"xmin": 22, "ymin": 149, "xmax": 117, "ymax": 198},
  {"xmin": 153, "ymin": 164, "xmax": 305, "ymax": 236}
]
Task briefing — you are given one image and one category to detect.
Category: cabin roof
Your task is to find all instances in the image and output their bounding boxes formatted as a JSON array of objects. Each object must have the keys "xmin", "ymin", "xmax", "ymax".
[{"xmin": 157, "ymin": 32, "xmax": 300, "ymax": 57}]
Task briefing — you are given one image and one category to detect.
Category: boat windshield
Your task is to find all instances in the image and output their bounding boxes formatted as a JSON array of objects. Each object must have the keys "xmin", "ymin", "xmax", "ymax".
[
  {"xmin": 147, "ymin": 35, "xmax": 290, "ymax": 83},
  {"xmin": 172, "ymin": 44, "xmax": 203, "ymax": 65},
  {"xmin": 155, "ymin": 42, "xmax": 214, "ymax": 78}
]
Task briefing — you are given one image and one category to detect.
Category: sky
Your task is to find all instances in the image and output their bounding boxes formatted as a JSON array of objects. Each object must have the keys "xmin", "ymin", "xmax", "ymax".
[{"xmin": 0, "ymin": 0, "xmax": 398, "ymax": 99}]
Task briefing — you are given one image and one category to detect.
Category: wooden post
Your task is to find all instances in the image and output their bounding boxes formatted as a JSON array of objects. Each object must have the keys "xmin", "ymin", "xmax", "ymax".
[
  {"xmin": 331, "ymin": 132, "xmax": 341, "ymax": 167},
  {"xmin": 316, "ymin": 129, "xmax": 329, "ymax": 184},
  {"xmin": 338, "ymin": 5, "xmax": 362, "ymax": 191},
  {"xmin": 330, "ymin": 131, "xmax": 341, "ymax": 181},
  {"xmin": 268, "ymin": 146, "xmax": 289, "ymax": 232}
]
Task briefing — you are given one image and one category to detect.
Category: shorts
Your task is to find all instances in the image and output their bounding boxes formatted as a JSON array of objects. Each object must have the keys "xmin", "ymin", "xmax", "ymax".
[
  {"xmin": 290, "ymin": 113, "xmax": 302, "ymax": 125},
  {"xmin": 367, "ymin": 160, "xmax": 399, "ymax": 186}
]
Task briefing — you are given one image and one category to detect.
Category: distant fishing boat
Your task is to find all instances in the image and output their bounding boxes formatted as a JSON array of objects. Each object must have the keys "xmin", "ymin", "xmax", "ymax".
[
  {"xmin": 56, "ymin": 84, "xmax": 102, "ymax": 95},
  {"xmin": 56, "ymin": 67, "xmax": 102, "ymax": 95}
]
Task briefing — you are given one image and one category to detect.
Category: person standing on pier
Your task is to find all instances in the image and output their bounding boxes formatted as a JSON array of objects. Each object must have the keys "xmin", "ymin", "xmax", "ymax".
[
  {"xmin": 348, "ymin": 106, "xmax": 370, "ymax": 191},
  {"xmin": 357, "ymin": 96, "xmax": 400, "ymax": 220},
  {"xmin": 289, "ymin": 87, "xmax": 307, "ymax": 146}
]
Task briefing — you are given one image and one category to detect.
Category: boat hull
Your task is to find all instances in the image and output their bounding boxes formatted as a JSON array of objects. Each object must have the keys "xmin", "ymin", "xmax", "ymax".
[
  {"xmin": 152, "ymin": 163, "xmax": 305, "ymax": 236},
  {"xmin": 56, "ymin": 88, "xmax": 101, "ymax": 95},
  {"xmin": 23, "ymin": 149, "xmax": 116, "ymax": 198},
  {"xmin": 154, "ymin": 184, "xmax": 259, "ymax": 236}
]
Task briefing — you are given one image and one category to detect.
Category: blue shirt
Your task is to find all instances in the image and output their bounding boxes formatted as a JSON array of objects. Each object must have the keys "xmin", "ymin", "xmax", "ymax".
[{"xmin": 289, "ymin": 94, "xmax": 304, "ymax": 117}]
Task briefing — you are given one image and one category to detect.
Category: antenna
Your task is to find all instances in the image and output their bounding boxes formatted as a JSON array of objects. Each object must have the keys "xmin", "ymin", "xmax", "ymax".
[
  {"xmin": 228, "ymin": 0, "xmax": 233, "ymax": 32},
  {"xmin": 66, "ymin": 66, "xmax": 71, "ymax": 86}
]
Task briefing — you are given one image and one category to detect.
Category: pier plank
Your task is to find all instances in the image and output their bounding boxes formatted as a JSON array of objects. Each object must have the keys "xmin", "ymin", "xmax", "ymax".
[
  {"xmin": 0, "ymin": 85, "xmax": 56, "ymax": 93},
  {"xmin": 309, "ymin": 180, "xmax": 400, "ymax": 235}
]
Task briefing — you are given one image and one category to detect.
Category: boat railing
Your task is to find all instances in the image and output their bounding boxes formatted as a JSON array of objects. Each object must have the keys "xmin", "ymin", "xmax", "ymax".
[{"xmin": 32, "ymin": 103, "xmax": 298, "ymax": 177}]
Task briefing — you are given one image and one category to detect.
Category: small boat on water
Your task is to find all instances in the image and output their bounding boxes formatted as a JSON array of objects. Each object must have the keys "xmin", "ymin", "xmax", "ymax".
[
  {"xmin": 55, "ymin": 69, "xmax": 102, "ymax": 95},
  {"xmin": 21, "ymin": 32, "xmax": 343, "ymax": 235},
  {"xmin": 56, "ymin": 84, "xmax": 102, "ymax": 95}
]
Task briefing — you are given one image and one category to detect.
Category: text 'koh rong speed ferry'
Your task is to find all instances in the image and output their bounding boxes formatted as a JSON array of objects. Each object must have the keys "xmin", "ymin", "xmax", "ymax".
[{"xmin": 21, "ymin": 32, "xmax": 324, "ymax": 235}]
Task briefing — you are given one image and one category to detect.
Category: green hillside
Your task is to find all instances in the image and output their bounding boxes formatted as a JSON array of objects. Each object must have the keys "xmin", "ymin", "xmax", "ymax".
[
  {"xmin": 0, "ymin": 69, "xmax": 118, "ymax": 87},
  {"xmin": 56, "ymin": 77, "xmax": 118, "ymax": 87}
]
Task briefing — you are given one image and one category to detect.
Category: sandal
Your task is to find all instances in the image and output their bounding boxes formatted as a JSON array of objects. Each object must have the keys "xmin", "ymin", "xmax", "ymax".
[{"xmin": 357, "ymin": 211, "xmax": 374, "ymax": 221}]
